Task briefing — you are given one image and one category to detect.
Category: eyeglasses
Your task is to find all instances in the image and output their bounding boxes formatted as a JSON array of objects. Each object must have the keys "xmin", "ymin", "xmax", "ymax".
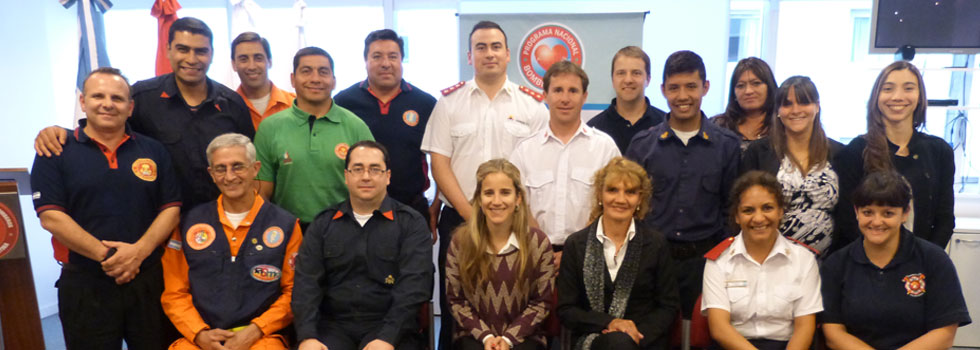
[
  {"xmin": 346, "ymin": 167, "xmax": 388, "ymax": 177},
  {"xmin": 211, "ymin": 163, "xmax": 249, "ymax": 176}
]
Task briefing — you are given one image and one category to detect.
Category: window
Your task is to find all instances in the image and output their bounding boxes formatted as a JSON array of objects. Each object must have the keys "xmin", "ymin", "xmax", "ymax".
[{"xmin": 850, "ymin": 10, "xmax": 870, "ymax": 62}]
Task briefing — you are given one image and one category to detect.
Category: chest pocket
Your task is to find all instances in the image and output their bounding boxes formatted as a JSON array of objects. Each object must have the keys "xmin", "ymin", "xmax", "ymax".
[
  {"xmin": 503, "ymin": 118, "xmax": 532, "ymax": 138},
  {"xmin": 701, "ymin": 171, "xmax": 721, "ymax": 194},
  {"xmin": 570, "ymin": 167, "xmax": 595, "ymax": 204},
  {"xmin": 726, "ymin": 285, "xmax": 751, "ymax": 323},
  {"xmin": 369, "ymin": 235, "xmax": 400, "ymax": 288},
  {"xmin": 524, "ymin": 171, "xmax": 554, "ymax": 211},
  {"xmin": 771, "ymin": 285, "xmax": 801, "ymax": 319},
  {"xmin": 451, "ymin": 123, "xmax": 477, "ymax": 139}
]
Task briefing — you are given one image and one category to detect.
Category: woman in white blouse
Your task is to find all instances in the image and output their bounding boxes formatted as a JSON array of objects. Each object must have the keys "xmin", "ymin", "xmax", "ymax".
[{"xmin": 701, "ymin": 171, "xmax": 822, "ymax": 350}]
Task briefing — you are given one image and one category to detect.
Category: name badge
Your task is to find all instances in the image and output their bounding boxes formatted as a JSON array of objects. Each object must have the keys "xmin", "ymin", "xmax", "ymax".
[{"xmin": 726, "ymin": 280, "xmax": 748, "ymax": 288}]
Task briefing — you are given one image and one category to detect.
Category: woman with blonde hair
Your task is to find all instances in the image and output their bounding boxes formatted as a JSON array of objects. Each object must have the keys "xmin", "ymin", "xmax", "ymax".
[
  {"xmin": 557, "ymin": 157, "xmax": 678, "ymax": 350},
  {"xmin": 446, "ymin": 159, "xmax": 556, "ymax": 350}
]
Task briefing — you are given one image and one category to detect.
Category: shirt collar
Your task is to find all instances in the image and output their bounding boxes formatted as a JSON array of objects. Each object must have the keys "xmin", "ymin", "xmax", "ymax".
[
  {"xmin": 489, "ymin": 232, "xmax": 521, "ymax": 255},
  {"xmin": 73, "ymin": 118, "xmax": 135, "ymax": 143},
  {"xmin": 466, "ymin": 78, "xmax": 515, "ymax": 98},
  {"xmin": 595, "ymin": 217, "xmax": 637, "ymax": 244},
  {"xmin": 849, "ymin": 227, "xmax": 916, "ymax": 268},
  {"xmin": 288, "ymin": 100, "xmax": 342, "ymax": 126},
  {"xmin": 359, "ymin": 79, "xmax": 413, "ymax": 93},
  {"xmin": 332, "ymin": 196, "xmax": 397, "ymax": 222},
  {"xmin": 656, "ymin": 112, "xmax": 714, "ymax": 143},
  {"xmin": 159, "ymin": 73, "xmax": 217, "ymax": 104},
  {"xmin": 538, "ymin": 121, "xmax": 591, "ymax": 145},
  {"xmin": 606, "ymin": 97, "xmax": 655, "ymax": 123},
  {"xmin": 216, "ymin": 191, "xmax": 265, "ymax": 229},
  {"xmin": 730, "ymin": 232, "xmax": 792, "ymax": 263}
]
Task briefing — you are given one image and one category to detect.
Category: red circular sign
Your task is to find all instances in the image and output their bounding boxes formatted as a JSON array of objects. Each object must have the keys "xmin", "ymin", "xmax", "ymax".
[
  {"xmin": 519, "ymin": 23, "xmax": 585, "ymax": 89},
  {"xmin": 0, "ymin": 203, "xmax": 20, "ymax": 259}
]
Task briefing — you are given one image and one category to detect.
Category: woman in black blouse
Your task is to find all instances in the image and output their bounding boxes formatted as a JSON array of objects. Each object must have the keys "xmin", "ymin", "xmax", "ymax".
[
  {"xmin": 741, "ymin": 76, "xmax": 843, "ymax": 256},
  {"xmin": 557, "ymin": 157, "xmax": 679, "ymax": 350},
  {"xmin": 711, "ymin": 57, "xmax": 778, "ymax": 151},
  {"xmin": 833, "ymin": 61, "xmax": 955, "ymax": 249}
]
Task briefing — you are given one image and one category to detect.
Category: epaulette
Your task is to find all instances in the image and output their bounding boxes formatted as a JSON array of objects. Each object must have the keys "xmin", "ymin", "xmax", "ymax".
[
  {"xmin": 441, "ymin": 81, "xmax": 465, "ymax": 96},
  {"xmin": 786, "ymin": 236, "xmax": 820, "ymax": 256},
  {"xmin": 129, "ymin": 76, "xmax": 162, "ymax": 96},
  {"xmin": 704, "ymin": 236, "xmax": 736, "ymax": 261},
  {"xmin": 518, "ymin": 85, "xmax": 544, "ymax": 102}
]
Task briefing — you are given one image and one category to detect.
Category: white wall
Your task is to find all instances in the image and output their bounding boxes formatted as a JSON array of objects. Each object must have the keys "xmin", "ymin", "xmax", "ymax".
[{"xmin": 0, "ymin": 0, "xmax": 78, "ymax": 318}]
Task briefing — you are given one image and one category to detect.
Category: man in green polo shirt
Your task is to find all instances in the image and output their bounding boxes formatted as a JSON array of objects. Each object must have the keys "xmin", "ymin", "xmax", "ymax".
[{"xmin": 255, "ymin": 47, "xmax": 374, "ymax": 229}]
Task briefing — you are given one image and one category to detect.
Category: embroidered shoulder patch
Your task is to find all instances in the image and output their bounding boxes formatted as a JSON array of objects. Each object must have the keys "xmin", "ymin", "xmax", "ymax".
[{"xmin": 167, "ymin": 239, "xmax": 182, "ymax": 251}]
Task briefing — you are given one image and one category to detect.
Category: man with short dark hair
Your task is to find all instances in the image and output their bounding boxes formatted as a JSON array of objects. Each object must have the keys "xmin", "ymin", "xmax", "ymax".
[
  {"xmin": 32, "ymin": 67, "xmax": 182, "ymax": 349},
  {"xmin": 232, "ymin": 32, "xmax": 296, "ymax": 130},
  {"xmin": 162, "ymin": 133, "xmax": 302, "ymax": 350},
  {"xmin": 255, "ymin": 47, "xmax": 374, "ymax": 229},
  {"xmin": 421, "ymin": 20, "xmax": 549, "ymax": 350},
  {"xmin": 334, "ymin": 29, "xmax": 439, "ymax": 233},
  {"xmin": 34, "ymin": 17, "xmax": 254, "ymax": 216},
  {"xmin": 510, "ymin": 61, "xmax": 619, "ymax": 252},
  {"xmin": 293, "ymin": 140, "xmax": 432, "ymax": 350},
  {"xmin": 587, "ymin": 46, "xmax": 666, "ymax": 154},
  {"xmin": 625, "ymin": 50, "xmax": 740, "ymax": 318}
]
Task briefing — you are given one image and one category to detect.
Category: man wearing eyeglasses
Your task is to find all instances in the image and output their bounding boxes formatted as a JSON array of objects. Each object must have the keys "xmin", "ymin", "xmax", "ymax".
[
  {"xmin": 161, "ymin": 133, "xmax": 302, "ymax": 350},
  {"xmin": 254, "ymin": 47, "xmax": 374, "ymax": 230},
  {"xmin": 293, "ymin": 140, "xmax": 433, "ymax": 350}
]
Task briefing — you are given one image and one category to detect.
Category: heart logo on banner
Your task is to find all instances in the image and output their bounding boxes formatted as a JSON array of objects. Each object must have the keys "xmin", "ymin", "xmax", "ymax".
[{"xmin": 534, "ymin": 44, "xmax": 568, "ymax": 71}]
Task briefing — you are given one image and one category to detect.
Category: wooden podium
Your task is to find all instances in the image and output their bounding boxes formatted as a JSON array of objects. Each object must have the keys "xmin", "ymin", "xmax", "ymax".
[{"xmin": 0, "ymin": 168, "xmax": 44, "ymax": 350}]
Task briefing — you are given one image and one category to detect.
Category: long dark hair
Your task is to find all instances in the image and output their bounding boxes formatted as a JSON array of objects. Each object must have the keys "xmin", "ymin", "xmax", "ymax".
[
  {"xmin": 770, "ymin": 76, "xmax": 830, "ymax": 174},
  {"xmin": 862, "ymin": 61, "xmax": 927, "ymax": 174},
  {"xmin": 718, "ymin": 57, "xmax": 778, "ymax": 135}
]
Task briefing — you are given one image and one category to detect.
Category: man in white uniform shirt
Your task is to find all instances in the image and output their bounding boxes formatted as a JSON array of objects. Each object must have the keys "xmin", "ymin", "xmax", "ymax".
[
  {"xmin": 420, "ymin": 20, "xmax": 549, "ymax": 350},
  {"xmin": 510, "ymin": 61, "xmax": 619, "ymax": 261}
]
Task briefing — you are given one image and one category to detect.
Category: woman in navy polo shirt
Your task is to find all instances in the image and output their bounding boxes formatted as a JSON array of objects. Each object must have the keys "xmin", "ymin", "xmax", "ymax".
[{"xmin": 820, "ymin": 171, "xmax": 971, "ymax": 350}]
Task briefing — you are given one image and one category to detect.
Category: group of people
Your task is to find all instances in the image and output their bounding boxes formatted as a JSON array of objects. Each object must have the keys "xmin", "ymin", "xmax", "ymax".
[{"xmin": 27, "ymin": 13, "xmax": 971, "ymax": 350}]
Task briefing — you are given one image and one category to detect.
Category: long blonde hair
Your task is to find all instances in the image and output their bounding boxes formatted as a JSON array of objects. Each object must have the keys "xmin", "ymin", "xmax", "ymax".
[
  {"xmin": 455, "ymin": 159, "xmax": 534, "ymax": 295},
  {"xmin": 587, "ymin": 157, "xmax": 653, "ymax": 223}
]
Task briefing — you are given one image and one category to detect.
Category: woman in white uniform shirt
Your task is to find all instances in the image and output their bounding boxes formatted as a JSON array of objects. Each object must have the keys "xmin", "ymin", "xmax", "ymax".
[{"xmin": 701, "ymin": 171, "xmax": 822, "ymax": 350}]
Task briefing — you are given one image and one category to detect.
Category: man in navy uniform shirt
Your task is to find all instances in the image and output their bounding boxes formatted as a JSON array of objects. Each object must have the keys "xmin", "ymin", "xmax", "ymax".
[
  {"xmin": 587, "ymin": 46, "xmax": 666, "ymax": 154},
  {"xmin": 34, "ymin": 17, "xmax": 253, "ymax": 213},
  {"xmin": 334, "ymin": 29, "xmax": 439, "ymax": 233},
  {"xmin": 31, "ymin": 67, "xmax": 182, "ymax": 349},
  {"xmin": 293, "ymin": 140, "xmax": 432, "ymax": 350},
  {"xmin": 625, "ymin": 50, "xmax": 740, "ymax": 319}
]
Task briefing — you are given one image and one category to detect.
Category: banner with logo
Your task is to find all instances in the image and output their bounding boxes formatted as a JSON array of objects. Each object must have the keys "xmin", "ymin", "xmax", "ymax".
[
  {"xmin": 0, "ymin": 185, "xmax": 26, "ymax": 260},
  {"xmin": 459, "ymin": 13, "xmax": 646, "ymax": 107}
]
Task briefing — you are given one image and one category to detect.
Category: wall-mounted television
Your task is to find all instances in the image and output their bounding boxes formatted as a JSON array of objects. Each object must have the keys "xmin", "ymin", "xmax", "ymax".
[{"xmin": 870, "ymin": 0, "xmax": 980, "ymax": 54}]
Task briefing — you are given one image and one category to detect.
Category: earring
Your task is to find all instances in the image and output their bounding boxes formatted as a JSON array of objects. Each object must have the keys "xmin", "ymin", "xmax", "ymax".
[
  {"xmin": 598, "ymin": 201, "xmax": 603, "ymax": 207},
  {"xmin": 635, "ymin": 206, "xmax": 640, "ymax": 212}
]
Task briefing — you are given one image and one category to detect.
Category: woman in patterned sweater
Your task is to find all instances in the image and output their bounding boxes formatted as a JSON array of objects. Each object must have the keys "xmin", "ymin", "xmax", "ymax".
[{"xmin": 446, "ymin": 159, "xmax": 556, "ymax": 350}]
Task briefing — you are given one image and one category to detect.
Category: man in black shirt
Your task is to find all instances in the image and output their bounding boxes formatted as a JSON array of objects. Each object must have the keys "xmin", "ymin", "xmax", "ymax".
[
  {"xmin": 293, "ymin": 140, "xmax": 432, "ymax": 350},
  {"xmin": 34, "ymin": 17, "xmax": 253, "ymax": 212},
  {"xmin": 587, "ymin": 46, "xmax": 666, "ymax": 154}
]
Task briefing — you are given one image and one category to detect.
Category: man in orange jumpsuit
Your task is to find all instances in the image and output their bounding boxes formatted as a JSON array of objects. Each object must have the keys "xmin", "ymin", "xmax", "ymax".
[{"xmin": 162, "ymin": 133, "xmax": 302, "ymax": 350}]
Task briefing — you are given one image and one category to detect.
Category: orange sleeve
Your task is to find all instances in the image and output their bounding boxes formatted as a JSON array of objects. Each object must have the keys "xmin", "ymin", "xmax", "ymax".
[
  {"xmin": 251, "ymin": 220, "xmax": 303, "ymax": 335},
  {"xmin": 161, "ymin": 228, "xmax": 211, "ymax": 342}
]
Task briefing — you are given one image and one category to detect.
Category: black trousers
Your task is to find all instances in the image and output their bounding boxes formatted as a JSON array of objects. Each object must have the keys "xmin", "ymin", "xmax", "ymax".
[
  {"xmin": 57, "ymin": 259, "xmax": 176, "ymax": 350},
  {"xmin": 437, "ymin": 206, "xmax": 465, "ymax": 350},
  {"xmin": 319, "ymin": 321, "xmax": 423, "ymax": 350},
  {"xmin": 667, "ymin": 237, "xmax": 720, "ymax": 319},
  {"xmin": 589, "ymin": 332, "xmax": 642, "ymax": 350},
  {"xmin": 454, "ymin": 337, "xmax": 542, "ymax": 350}
]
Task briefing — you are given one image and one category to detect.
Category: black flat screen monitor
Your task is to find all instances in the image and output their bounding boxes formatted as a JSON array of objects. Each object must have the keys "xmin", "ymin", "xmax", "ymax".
[{"xmin": 871, "ymin": 0, "xmax": 980, "ymax": 54}]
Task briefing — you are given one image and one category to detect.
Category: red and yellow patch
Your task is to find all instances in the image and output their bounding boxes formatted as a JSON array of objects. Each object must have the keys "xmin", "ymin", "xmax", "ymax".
[
  {"xmin": 185, "ymin": 223, "xmax": 216, "ymax": 250},
  {"xmin": 131, "ymin": 158, "xmax": 158, "ymax": 182},
  {"xmin": 263, "ymin": 226, "xmax": 284, "ymax": 248},
  {"xmin": 402, "ymin": 110, "xmax": 420, "ymax": 127},
  {"xmin": 334, "ymin": 143, "xmax": 350, "ymax": 160},
  {"xmin": 0, "ymin": 203, "xmax": 20, "ymax": 259},
  {"xmin": 903, "ymin": 273, "xmax": 926, "ymax": 297}
]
